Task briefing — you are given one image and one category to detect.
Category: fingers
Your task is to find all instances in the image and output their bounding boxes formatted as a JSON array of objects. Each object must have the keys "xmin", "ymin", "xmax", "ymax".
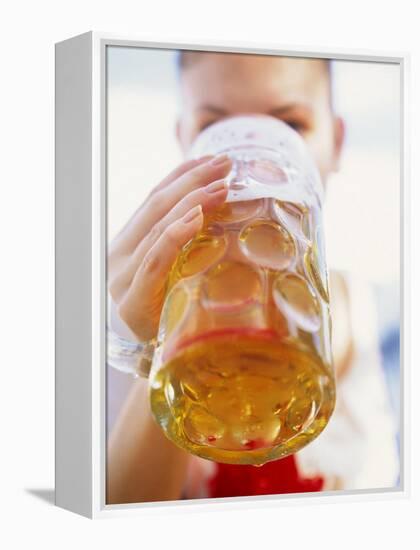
[
  {"xmin": 109, "ymin": 178, "xmax": 228, "ymax": 301},
  {"xmin": 126, "ymin": 178, "xmax": 228, "ymax": 276},
  {"xmin": 110, "ymin": 156, "xmax": 209, "ymax": 252},
  {"xmin": 118, "ymin": 155, "xmax": 232, "ymax": 253},
  {"xmin": 147, "ymin": 155, "xmax": 213, "ymax": 198},
  {"xmin": 108, "ymin": 154, "xmax": 232, "ymax": 342},
  {"xmin": 117, "ymin": 205, "xmax": 204, "ymax": 340},
  {"xmin": 109, "ymin": 156, "xmax": 211, "ymax": 255},
  {"xmin": 162, "ymin": 155, "xmax": 231, "ymax": 201}
]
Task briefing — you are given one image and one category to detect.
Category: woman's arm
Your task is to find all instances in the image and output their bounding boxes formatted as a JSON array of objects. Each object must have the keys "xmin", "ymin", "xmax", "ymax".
[{"xmin": 107, "ymin": 377, "xmax": 190, "ymax": 503}]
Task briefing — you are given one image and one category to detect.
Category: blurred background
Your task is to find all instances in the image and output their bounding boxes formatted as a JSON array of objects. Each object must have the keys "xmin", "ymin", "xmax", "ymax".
[{"xmin": 106, "ymin": 46, "xmax": 401, "ymax": 454}]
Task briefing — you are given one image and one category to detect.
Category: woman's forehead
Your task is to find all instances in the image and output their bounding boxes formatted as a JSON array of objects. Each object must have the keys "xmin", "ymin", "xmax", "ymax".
[
  {"xmin": 179, "ymin": 52, "xmax": 328, "ymax": 81},
  {"xmin": 180, "ymin": 54, "xmax": 330, "ymax": 111}
]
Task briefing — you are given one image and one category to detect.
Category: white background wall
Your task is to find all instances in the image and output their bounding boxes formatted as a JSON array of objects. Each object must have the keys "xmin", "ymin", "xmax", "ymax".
[{"xmin": 0, "ymin": 1, "xmax": 419, "ymax": 549}]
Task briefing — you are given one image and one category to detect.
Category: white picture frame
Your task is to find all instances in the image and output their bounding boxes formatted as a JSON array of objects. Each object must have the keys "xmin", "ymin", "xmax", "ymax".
[{"xmin": 55, "ymin": 31, "xmax": 409, "ymax": 519}]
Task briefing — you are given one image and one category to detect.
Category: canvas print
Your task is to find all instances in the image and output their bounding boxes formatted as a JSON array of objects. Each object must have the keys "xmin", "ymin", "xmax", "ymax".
[{"xmin": 105, "ymin": 47, "xmax": 401, "ymax": 504}]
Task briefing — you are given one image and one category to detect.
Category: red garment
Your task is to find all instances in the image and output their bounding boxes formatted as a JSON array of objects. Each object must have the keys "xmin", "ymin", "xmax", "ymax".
[{"xmin": 207, "ymin": 455, "xmax": 324, "ymax": 498}]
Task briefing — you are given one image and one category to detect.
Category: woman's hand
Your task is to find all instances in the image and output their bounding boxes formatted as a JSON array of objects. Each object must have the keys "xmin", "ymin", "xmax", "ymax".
[{"xmin": 108, "ymin": 154, "xmax": 232, "ymax": 342}]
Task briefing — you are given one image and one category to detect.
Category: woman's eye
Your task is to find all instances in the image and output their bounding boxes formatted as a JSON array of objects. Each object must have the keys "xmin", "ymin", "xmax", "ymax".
[
  {"xmin": 283, "ymin": 114, "xmax": 314, "ymax": 134},
  {"xmin": 197, "ymin": 118, "xmax": 221, "ymax": 133},
  {"xmin": 285, "ymin": 120, "xmax": 305, "ymax": 133}
]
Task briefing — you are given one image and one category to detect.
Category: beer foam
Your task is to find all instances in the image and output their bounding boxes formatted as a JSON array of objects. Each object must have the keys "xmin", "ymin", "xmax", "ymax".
[{"xmin": 189, "ymin": 115, "xmax": 324, "ymax": 206}]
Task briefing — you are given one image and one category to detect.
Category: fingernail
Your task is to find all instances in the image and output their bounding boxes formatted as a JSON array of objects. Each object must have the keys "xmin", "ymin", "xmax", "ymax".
[
  {"xmin": 205, "ymin": 179, "xmax": 227, "ymax": 194},
  {"xmin": 194, "ymin": 155, "xmax": 213, "ymax": 164},
  {"xmin": 183, "ymin": 204, "xmax": 202, "ymax": 223},
  {"xmin": 209, "ymin": 154, "xmax": 230, "ymax": 166}
]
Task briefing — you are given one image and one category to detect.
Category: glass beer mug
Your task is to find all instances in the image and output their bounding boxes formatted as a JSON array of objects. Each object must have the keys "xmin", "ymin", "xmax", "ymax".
[{"xmin": 148, "ymin": 115, "xmax": 336, "ymax": 465}]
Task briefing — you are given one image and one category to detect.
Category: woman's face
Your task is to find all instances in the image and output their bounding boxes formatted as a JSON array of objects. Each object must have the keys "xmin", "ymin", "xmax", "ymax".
[{"xmin": 177, "ymin": 53, "xmax": 344, "ymax": 183}]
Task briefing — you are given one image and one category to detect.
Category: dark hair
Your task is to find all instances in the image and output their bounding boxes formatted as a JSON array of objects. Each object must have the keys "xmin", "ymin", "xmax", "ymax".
[{"xmin": 177, "ymin": 49, "xmax": 331, "ymax": 75}]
